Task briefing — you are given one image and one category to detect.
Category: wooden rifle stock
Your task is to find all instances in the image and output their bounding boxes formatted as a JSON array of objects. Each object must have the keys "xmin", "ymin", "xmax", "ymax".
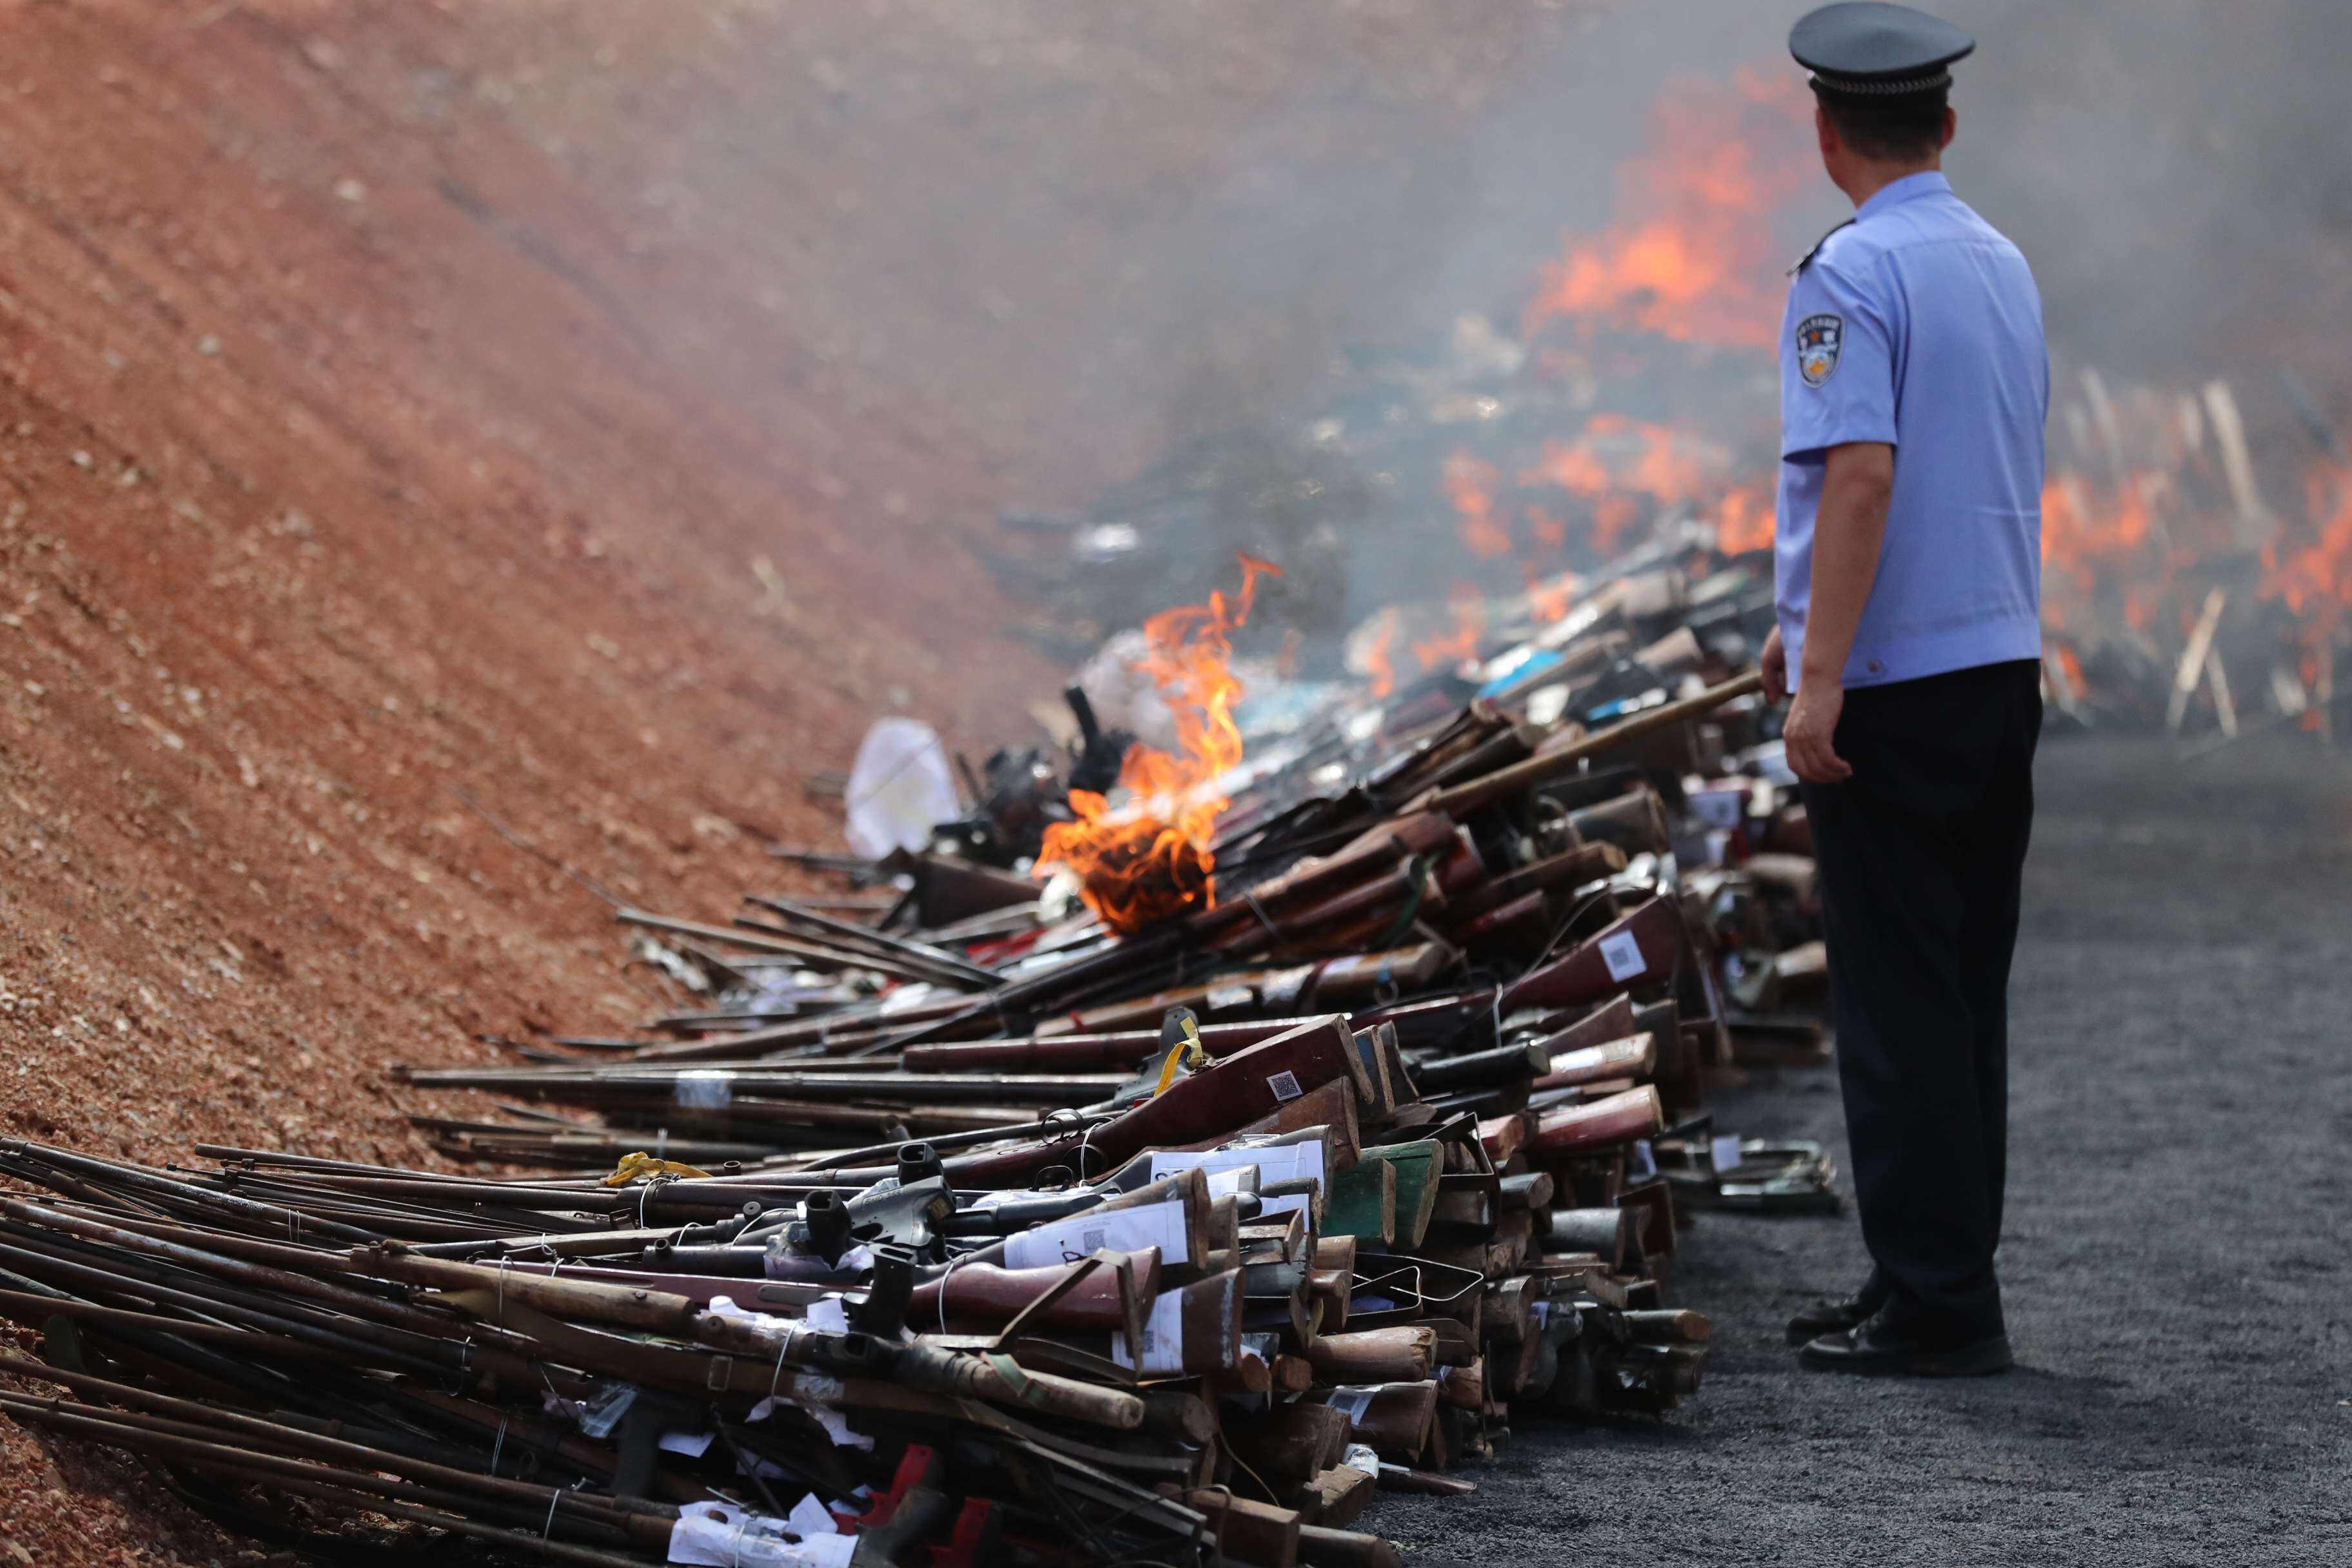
[
  {"xmin": 1305, "ymin": 1326, "xmax": 1436, "ymax": 1385},
  {"xmin": 1533, "ymin": 1032, "xmax": 1656, "ymax": 1092},
  {"xmin": 1500, "ymin": 897, "xmax": 1682, "ymax": 1012},
  {"xmin": 908, "ymin": 1251, "xmax": 1162, "ymax": 1333},
  {"xmin": 1530, "ymin": 1086, "xmax": 1665, "ymax": 1158},
  {"xmin": 952, "ymin": 1019, "xmax": 1362, "ymax": 1186},
  {"xmin": 1316, "ymin": 1381, "xmax": 1439, "ymax": 1464}
]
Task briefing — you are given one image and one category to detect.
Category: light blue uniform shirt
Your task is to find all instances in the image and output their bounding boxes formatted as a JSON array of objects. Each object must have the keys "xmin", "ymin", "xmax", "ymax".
[{"xmin": 1775, "ymin": 171, "xmax": 2048, "ymax": 689}]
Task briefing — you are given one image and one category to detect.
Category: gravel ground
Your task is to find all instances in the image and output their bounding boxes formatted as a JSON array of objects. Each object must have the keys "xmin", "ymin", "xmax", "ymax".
[{"xmin": 1377, "ymin": 731, "xmax": 2352, "ymax": 1567}]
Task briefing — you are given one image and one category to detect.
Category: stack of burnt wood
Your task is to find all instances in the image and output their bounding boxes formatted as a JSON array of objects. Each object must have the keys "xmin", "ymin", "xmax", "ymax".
[{"xmin": 0, "ymin": 593, "xmax": 1835, "ymax": 1563}]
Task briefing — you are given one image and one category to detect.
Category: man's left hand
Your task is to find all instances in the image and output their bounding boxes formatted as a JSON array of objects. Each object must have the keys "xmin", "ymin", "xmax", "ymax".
[{"xmin": 1784, "ymin": 677, "xmax": 1852, "ymax": 783}]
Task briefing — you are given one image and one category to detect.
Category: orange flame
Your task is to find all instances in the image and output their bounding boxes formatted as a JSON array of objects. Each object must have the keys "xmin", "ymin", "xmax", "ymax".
[
  {"xmin": 2265, "ymin": 460, "xmax": 2352, "ymax": 635},
  {"xmin": 1715, "ymin": 485, "xmax": 1774, "ymax": 554},
  {"xmin": 1037, "ymin": 554, "xmax": 1281, "ymax": 933},
  {"xmin": 1523, "ymin": 69, "xmax": 1808, "ymax": 351},
  {"xmin": 1445, "ymin": 449, "xmax": 1513, "ymax": 559},
  {"xmin": 1523, "ymin": 565, "xmax": 1579, "ymax": 624},
  {"xmin": 1412, "ymin": 584, "xmax": 1487, "ymax": 671},
  {"xmin": 2052, "ymin": 643, "xmax": 2086, "ymax": 692},
  {"xmin": 1364, "ymin": 616, "xmax": 1398, "ymax": 698}
]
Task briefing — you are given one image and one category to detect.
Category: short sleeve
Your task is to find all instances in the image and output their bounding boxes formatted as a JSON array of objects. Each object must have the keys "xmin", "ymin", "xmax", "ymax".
[{"xmin": 1779, "ymin": 255, "xmax": 1897, "ymax": 461}]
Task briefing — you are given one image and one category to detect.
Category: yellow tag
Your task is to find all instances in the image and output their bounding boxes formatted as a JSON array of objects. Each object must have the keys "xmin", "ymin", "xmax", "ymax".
[
  {"xmin": 601, "ymin": 1151, "xmax": 712, "ymax": 1187},
  {"xmin": 1152, "ymin": 1014, "xmax": 1207, "ymax": 1096}
]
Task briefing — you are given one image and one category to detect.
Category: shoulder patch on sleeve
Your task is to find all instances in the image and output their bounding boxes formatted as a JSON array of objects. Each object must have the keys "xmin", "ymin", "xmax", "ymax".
[{"xmin": 1796, "ymin": 313, "xmax": 1843, "ymax": 386}]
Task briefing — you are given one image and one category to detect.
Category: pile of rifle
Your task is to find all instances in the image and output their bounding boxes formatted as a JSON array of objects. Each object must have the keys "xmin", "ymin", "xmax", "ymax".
[{"xmin": 0, "ymin": 571, "xmax": 1839, "ymax": 1565}]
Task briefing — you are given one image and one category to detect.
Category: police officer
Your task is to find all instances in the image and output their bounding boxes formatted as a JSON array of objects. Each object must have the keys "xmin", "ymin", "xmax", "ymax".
[{"xmin": 1761, "ymin": 3, "xmax": 2048, "ymax": 1377}]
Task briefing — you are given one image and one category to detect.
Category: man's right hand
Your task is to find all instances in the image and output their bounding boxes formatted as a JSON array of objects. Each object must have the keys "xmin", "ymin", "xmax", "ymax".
[{"xmin": 1761, "ymin": 625, "xmax": 1790, "ymax": 705}]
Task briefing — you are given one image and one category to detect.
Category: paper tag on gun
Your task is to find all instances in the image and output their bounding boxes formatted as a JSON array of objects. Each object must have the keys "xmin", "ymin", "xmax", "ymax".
[
  {"xmin": 1111, "ymin": 1286, "xmax": 1190, "ymax": 1375},
  {"xmin": 1598, "ymin": 930, "xmax": 1647, "ymax": 983},
  {"xmin": 1710, "ymin": 1134, "xmax": 1745, "ymax": 1176},
  {"xmin": 1265, "ymin": 1070, "xmax": 1303, "ymax": 1103},
  {"xmin": 666, "ymin": 1501, "xmax": 856, "ymax": 1567},
  {"xmin": 674, "ymin": 1070, "xmax": 734, "ymax": 1109},
  {"xmin": 1003, "ymin": 1198, "xmax": 1186, "ymax": 1271},
  {"xmin": 1324, "ymin": 1386, "xmax": 1378, "ymax": 1426}
]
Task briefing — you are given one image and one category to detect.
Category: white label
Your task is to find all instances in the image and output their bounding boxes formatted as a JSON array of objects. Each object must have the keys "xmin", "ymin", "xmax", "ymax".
[
  {"xmin": 1205, "ymin": 983, "xmax": 1254, "ymax": 1011},
  {"xmin": 1259, "ymin": 1191, "xmax": 1313, "ymax": 1220},
  {"xmin": 1598, "ymin": 930, "xmax": 1647, "ymax": 983},
  {"xmin": 1240, "ymin": 1331, "xmax": 1279, "ymax": 1361},
  {"xmin": 1530, "ymin": 1300, "xmax": 1551, "ymax": 1326},
  {"xmin": 1266, "ymin": 1070, "xmax": 1303, "ymax": 1103},
  {"xmin": 787, "ymin": 1494, "xmax": 839, "ymax": 1538},
  {"xmin": 1711, "ymin": 1135, "xmax": 1745, "ymax": 1175},
  {"xmin": 1150, "ymin": 1143, "xmax": 1324, "ymax": 1193},
  {"xmin": 1628, "ymin": 1140, "xmax": 1657, "ymax": 1179},
  {"xmin": 1111, "ymin": 1286, "xmax": 1190, "ymax": 1375},
  {"xmin": 1257, "ymin": 966, "xmax": 1313, "ymax": 1010},
  {"xmin": 1204, "ymin": 1166, "xmax": 1255, "ymax": 1199},
  {"xmin": 805, "ymin": 1296, "xmax": 849, "ymax": 1334},
  {"xmin": 1342, "ymin": 1442, "xmax": 1381, "ymax": 1478},
  {"xmin": 877, "ymin": 983, "xmax": 939, "ymax": 1015},
  {"xmin": 674, "ymin": 1070, "xmax": 734, "ymax": 1109},
  {"xmin": 1324, "ymin": 1386, "xmax": 1378, "ymax": 1425},
  {"xmin": 1003, "ymin": 1198, "xmax": 1188, "ymax": 1271},
  {"xmin": 809, "ymin": 1405, "xmax": 872, "ymax": 1451},
  {"xmin": 667, "ymin": 1502, "xmax": 857, "ymax": 1567},
  {"xmin": 658, "ymin": 1429, "xmax": 715, "ymax": 1458}
]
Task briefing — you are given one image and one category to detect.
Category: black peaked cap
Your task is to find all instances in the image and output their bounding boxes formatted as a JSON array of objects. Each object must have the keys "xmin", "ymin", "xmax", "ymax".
[{"xmin": 1790, "ymin": 3, "xmax": 1975, "ymax": 96}]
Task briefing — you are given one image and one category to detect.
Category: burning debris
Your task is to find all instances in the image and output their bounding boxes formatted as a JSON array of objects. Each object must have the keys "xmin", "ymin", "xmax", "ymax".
[
  {"xmin": 0, "ymin": 527, "xmax": 1834, "ymax": 1565},
  {"xmin": 1037, "ymin": 556, "xmax": 1280, "ymax": 934},
  {"xmin": 12, "ymin": 39, "xmax": 2343, "ymax": 1568}
]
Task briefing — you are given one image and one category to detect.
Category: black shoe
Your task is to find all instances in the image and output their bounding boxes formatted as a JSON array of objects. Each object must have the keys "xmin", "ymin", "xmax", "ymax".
[
  {"xmin": 1784, "ymin": 1273, "xmax": 1890, "ymax": 1346},
  {"xmin": 1797, "ymin": 1310, "xmax": 2012, "ymax": 1377}
]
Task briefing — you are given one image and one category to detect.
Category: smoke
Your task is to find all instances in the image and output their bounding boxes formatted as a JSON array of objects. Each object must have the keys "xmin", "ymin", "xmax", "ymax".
[{"xmin": 487, "ymin": 2, "xmax": 2352, "ymax": 645}]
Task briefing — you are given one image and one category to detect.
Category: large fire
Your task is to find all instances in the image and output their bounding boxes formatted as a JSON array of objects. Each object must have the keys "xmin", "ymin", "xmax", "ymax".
[
  {"xmin": 1523, "ymin": 68, "xmax": 1808, "ymax": 353},
  {"xmin": 1037, "ymin": 554, "xmax": 1280, "ymax": 933}
]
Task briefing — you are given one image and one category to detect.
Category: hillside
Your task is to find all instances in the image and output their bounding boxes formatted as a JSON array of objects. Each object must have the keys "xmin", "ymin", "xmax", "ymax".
[{"xmin": 0, "ymin": 5, "xmax": 1574, "ymax": 1561}]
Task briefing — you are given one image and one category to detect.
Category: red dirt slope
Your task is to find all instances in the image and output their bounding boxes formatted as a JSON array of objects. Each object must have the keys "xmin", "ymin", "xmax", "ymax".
[{"xmin": 0, "ymin": 5, "xmax": 1570, "ymax": 1561}]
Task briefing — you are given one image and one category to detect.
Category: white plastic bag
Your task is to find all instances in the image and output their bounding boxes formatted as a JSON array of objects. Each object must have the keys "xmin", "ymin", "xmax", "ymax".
[{"xmin": 841, "ymin": 718, "xmax": 958, "ymax": 859}]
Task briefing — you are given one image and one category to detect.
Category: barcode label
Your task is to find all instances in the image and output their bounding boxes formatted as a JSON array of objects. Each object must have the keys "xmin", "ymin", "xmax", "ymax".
[
  {"xmin": 1598, "ymin": 930, "xmax": 1646, "ymax": 983},
  {"xmin": 1112, "ymin": 1288, "xmax": 1189, "ymax": 1375},
  {"xmin": 1266, "ymin": 1070, "xmax": 1303, "ymax": 1102}
]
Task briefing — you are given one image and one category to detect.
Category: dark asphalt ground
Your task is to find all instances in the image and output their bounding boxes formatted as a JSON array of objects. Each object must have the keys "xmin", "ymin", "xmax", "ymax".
[{"xmin": 1378, "ymin": 732, "xmax": 2352, "ymax": 1567}]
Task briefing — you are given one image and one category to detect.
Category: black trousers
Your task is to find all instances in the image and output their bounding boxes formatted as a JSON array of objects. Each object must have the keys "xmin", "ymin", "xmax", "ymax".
[{"xmin": 1798, "ymin": 658, "xmax": 2041, "ymax": 1338}]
